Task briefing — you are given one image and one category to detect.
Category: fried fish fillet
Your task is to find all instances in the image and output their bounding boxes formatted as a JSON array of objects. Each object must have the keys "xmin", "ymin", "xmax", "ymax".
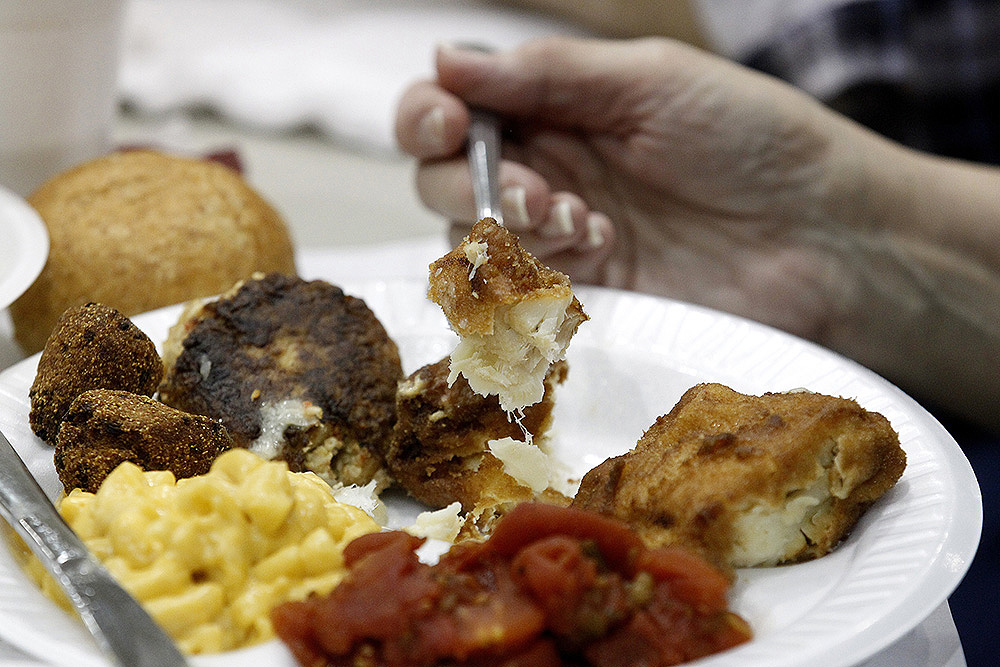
[
  {"xmin": 573, "ymin": 383, "xmax": 906, "ymax": 568},
  {"xmin": 158, "ymin": 273, "xmax": 402, "ymax": 489},
  {"xmin": 386, "ymin": 356, "xmax": 571, "ymax": 537},
  {"xmin": 428, "ymin": 217, "xmax": 587, "ymax": 413}
]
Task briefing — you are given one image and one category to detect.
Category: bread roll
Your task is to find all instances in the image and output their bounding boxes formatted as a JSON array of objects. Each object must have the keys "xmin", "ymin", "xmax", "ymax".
[{"xmin": 10, "ymin": 149, "xmax": 297, "ymax": 353}]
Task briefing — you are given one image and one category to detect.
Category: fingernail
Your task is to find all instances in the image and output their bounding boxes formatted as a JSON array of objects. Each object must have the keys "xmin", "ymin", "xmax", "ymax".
[
  {"xmin": 501, "ymin": 186, "xmax": 529, "ymax": 228},
  {"xmin": 585, "ymin": 213, "xmax": 606, "ymax": 248},
  {"xmin": 418, "ymin": 105, "xmax": 446, "ymax": 153},
  {"xmin": 439, "ymin": 41, "xmax": 497, "ymax": 58},
  {"xmin": 539, "ymin": 200, "xmax": 574, "ymax": 238}
]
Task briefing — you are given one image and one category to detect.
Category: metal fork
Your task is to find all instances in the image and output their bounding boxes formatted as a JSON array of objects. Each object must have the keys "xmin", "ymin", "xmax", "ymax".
[
  {"xmin": 463, "ymin": 44, "xmax": 504, "ymax": 226},
  {"xmin": 0, "ymin": 430, "xmax": 188, "ymax": 667}
]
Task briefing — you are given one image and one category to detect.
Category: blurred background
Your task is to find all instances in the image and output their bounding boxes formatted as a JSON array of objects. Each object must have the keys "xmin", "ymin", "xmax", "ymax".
[{"xmin": 112, "ymin": 0, "xmax": 592, "ymax": 248}]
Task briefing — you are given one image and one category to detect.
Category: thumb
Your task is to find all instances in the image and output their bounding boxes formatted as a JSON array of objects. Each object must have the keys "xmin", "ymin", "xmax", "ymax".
[{"xmin": 435, "ymin": 37, "xmax": 675, "ymax": 129}]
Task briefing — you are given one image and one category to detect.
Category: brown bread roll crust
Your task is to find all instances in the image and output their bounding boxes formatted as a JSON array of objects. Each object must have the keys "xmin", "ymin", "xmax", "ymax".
[{"xmin": 11, "ymin": 149, "xmax": 296, "ymax": 354}]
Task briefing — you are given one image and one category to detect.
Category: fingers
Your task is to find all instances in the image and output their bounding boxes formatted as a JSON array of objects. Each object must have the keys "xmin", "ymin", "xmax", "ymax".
[
  {"xmin": 447, "ymin": 209, "xmax": 615, "ymax": 285},
  {"xmin": 394, "ymin": 80, "xmax": 470, "ymax": 159},
  {"xmin": 541, "ymin": 213, "xmax": 616, "ymax": 285},
  {"xmin": 415, "ymin": 157, "xmax": 609, "ymax": 251},
  {"xmin": 530, "ymin": 192, "xmax": 600, "ymax": 257},
  {"xmin": 442, "ymin": 184, "xmax": 614, "ymax": 269},
  {"xmin": 433, "ymin": 37, "xmax": 686, "ymax": 129},
  {"xmin": 414, "ymin": 156, "xmax": 549, "ymax": 228},
  {"xmin": 531, "ymin": 200, "xmax": 615, "ymax": 279},
  {"xmin": 397, "ymin": 36, "xmax": 627, "ymax": 285},
  {"xmin": 411, "ymin": 121, "xmax": 614, "ymax": 276},
  {"xmin": 397, "ymin": 36, "xmax": 670, "ymax": 159}
]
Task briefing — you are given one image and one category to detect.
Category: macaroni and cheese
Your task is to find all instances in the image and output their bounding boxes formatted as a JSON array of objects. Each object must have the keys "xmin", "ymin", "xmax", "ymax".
[{"xmin": 24, "ymin": 448, "xmax": 379, "ymax": 654}]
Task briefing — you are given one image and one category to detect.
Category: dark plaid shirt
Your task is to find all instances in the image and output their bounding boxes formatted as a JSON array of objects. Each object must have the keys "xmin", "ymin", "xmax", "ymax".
[{"xmin": 743, "ymin": 0, "xmax": 1000, "ymax": 165}]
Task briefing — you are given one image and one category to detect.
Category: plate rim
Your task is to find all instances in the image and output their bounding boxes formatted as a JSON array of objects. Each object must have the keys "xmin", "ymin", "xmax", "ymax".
[{"xmin": 0, "ymin": 278, "xmax": 983, "ymax": 667}]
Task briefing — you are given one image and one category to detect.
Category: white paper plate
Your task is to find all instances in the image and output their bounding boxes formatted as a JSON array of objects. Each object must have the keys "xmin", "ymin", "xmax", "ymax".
[
  {"xmin": 0, "ymin": 186, "xmax": 48, "ymax": 310},
  {"xmin": 0, "ymin": 279, "xmax": 982, "ymax": 667}
]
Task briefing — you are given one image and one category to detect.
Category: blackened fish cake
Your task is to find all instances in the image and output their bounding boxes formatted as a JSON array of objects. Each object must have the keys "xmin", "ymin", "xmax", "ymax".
[
  {"xmin": 158, "ymin": 273, "xmax": 403, "ymax": 489},
  {"xmin": 29, "ymin": 302, "xmax": 163, "ymax": 445},
  {"xmin": 55, "ymin": 388, "xmax": 232, "ymax": 493}
]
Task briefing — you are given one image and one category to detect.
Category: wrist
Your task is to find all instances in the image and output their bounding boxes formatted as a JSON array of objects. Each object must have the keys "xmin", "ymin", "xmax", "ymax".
[{"xmin": 824, "ymin": 128, "xmax": 1000, "ymax": 427}]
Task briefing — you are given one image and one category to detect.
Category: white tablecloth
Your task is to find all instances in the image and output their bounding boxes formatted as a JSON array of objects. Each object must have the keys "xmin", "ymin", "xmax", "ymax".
[{"xmin": 119, "ymin": 0, "xmax": 590, "ymax": 153}]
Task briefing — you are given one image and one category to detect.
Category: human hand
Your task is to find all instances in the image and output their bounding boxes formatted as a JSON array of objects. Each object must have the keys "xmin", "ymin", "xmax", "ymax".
[
  {"xmin": 396, "ymin": 37, "xmax": 872, "ymax": 340},
  {"xmin": 397, "ymin": 36, "xmax": 1000, "ymax": 428}
]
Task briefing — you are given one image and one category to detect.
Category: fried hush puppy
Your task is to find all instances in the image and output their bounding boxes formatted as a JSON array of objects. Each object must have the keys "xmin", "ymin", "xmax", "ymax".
[
  {"xmin": 55, "ymin": 389, "xmax": 232, "ymax": 493},
  {"xmin": 386, "ymin": 356, "xmax": 571, "ymax": 536},
  {"xmin": 29, "ymin": 302, "xmax": 163, "ymax": 445},
  {"xmin": 428, "ymin": 217, "xmax": 587, "ymax": 414},
  {"xmin": 158, "ymin": 273, "xmax": 403, "ymax": 490},
  {"xmin": 573, "ymin": 383, "xmax": 906, "ymax": 568}
]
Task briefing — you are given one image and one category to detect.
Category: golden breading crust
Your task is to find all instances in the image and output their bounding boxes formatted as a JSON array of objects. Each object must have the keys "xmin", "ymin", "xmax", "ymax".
[
  {"xmin": 28, "ymin": 303, "xmax": 163, "ymax": 445},
  {"xmin": 157, "ymin": 273, "xmax": 402, "ymax": 489},
  {"xmin": 428, "ymin": 218, "xmax": 583, "ymax": 335},
  {"xmin": 428, "ymin": 218, "xmax": 587, "ymax": 413},
  {"xmin": 386, "ymin": 356, "xmax": 571, "ymax": 535},
  {"xmin": 573, "ymin": 383, "xmax": 906, "ymax": 568},
  {"xmin": 54, "ymin": 389, "xmax": 233, "ymax": 493}
]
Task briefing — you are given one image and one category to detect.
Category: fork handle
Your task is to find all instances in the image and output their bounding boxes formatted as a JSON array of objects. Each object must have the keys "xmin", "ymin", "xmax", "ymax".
[{"xmin": 468, "ymin": 107, "xmax": 504, "ymax": 225}]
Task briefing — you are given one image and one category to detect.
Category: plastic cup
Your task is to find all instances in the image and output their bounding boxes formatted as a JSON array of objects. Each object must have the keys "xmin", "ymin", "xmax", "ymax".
[{"xmin": 0, "ymin": 0, "xmax": 126, "ymax": 196}]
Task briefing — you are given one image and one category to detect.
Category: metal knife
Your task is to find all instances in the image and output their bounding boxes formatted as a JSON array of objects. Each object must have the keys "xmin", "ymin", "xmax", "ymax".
[{"xmin": 0, "ymin": 430, "xmax": 188, "ymax": 667}]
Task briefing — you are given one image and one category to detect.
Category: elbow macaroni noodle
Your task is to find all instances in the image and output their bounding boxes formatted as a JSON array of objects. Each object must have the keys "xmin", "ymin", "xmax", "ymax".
[{"xmin": 23, "ymin": 448, "xmax": 379, "ymax": 654}]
